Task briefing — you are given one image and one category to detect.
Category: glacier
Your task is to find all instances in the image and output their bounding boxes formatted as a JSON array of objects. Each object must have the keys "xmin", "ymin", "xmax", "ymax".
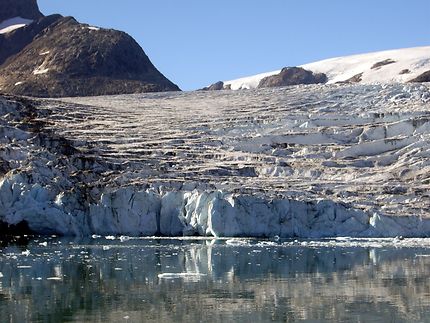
[{"xmin": 1, "ymin": 83, "xmax": 430, "ymax": 237}]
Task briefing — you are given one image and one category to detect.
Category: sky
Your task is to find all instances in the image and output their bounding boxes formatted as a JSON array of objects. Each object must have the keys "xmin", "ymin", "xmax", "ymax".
[{"xmin": 38, "ymin": 0, "xmax": 430, "ymax": 91}]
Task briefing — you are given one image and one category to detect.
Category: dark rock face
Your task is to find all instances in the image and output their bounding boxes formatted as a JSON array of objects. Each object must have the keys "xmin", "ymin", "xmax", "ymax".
[
  {"xmin": 337, "ymin": 73, "xmax": 363, "ymax": 84},
  {"xmin": 409, "ymin": 70, "xmax": 430, "ymax": 83},
  {"xmin": 201, "ymin": 81, "xmax": 225, "ymax": 91},
  {"xmin": 371, "ymin": 59, "xmax": 396, "ymax": 70},
  {"xmin": 0, "ymin": 14, "xmax": 62, "ymax": 66},
  {"xmin": 0, "ymin": 0, "xmax": 43, "ymax": 22},
  {"xmin": 0, "ymin": 2, "xmax": 179, "ymax": 97},
  {"xmin": 258, "ymin": 67, "xmax": 327, "ymax": 88}
]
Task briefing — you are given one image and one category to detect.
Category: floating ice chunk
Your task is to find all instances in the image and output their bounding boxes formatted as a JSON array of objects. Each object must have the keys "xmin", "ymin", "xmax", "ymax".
[
  {"xmin": 0, "ymin": 272, "xmax": 3, "ymax": 278},
  {"xmin": 226, "ymin": 239, "xmax": 252, "ymax": 246},
  {"xmin": 105, "ymin": 236, "xmax": 116, "ymax": 240},
  {"xmin": 47, "ymin": 277, "xmax": 62, "ymax": 281},
  {"xmin": 335, "ymin": 237, "xmax": 352, "ymax": 241},
  {"xmin": 21, "ymin": 250, "xmax": 30, "ymax": 256},
  {"xmin": 157, "ymin": 273, "xmax": 206, "ymax": 280}
]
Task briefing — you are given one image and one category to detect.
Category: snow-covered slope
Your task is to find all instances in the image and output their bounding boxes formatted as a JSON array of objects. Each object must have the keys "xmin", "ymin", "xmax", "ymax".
[
  {"xmin": 0, "ymin": 17, "xmax": 33, "ymax": 34},
  {"xmin": 224, "ymin": 46, "xmax": 430, "ymax": 90}
]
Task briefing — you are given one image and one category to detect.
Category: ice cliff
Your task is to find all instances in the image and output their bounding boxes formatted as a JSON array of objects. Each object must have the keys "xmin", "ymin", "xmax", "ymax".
[{"xmin": 1, "ymin": 83, "xmax": 430, "ymax": 237}]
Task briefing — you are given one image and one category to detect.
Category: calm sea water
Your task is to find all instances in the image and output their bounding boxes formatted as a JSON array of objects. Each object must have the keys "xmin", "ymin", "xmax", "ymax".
[{"xmin": 1, "ymin": 237, "xmax": 430, "ymax": 322}]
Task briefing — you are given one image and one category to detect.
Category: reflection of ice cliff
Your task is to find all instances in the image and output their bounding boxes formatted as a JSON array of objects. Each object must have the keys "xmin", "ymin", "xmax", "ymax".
[
  {"xmin": 1, "ymin": 239, "xmax": 430, "ymax": 322},
  {"xmin": 1, "ymin": 83, "xmax": 430, "ymax": 237}
]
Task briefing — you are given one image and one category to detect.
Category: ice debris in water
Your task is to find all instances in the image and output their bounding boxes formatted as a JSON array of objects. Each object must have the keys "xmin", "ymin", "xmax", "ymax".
[{"xmin": 157, "ymin": 273, "xmax": 206, "ymax": 280}]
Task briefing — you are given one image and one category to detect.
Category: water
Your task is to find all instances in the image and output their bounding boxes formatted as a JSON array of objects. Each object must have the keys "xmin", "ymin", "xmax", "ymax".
[{"xmin": 1, "ymin": 237, "xmax": 430, "ymax": 322}]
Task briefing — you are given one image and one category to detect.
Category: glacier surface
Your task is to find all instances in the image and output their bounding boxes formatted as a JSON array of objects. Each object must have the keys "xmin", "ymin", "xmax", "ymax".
[{"xmin": 1, "ymin": 83, "xmax": 430, "ymax": 237}]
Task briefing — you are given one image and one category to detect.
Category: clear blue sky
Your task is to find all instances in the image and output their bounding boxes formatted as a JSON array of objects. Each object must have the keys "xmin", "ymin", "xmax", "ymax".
[{"xmin": 38, "ymin": 0, "xmax": 430, "ymax": 90}]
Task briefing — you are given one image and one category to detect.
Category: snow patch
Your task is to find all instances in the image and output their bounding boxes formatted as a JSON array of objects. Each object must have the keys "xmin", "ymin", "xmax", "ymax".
[
  {"xmin": 0, "ymin": 17, "xmax": 33, "ymax": 34},
  {"xmin": 33, "ymin": 67, "xmax": 49, "ymax": 75},
  {"xmin": 86, "ymin": 26, "xmax": 100, "ymax": 31}
]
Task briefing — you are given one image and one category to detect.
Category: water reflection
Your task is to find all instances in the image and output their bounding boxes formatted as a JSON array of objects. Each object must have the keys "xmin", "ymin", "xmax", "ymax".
[{"xmin": 1, "ymin": 237, "xmax": 430, "ymax": 322}]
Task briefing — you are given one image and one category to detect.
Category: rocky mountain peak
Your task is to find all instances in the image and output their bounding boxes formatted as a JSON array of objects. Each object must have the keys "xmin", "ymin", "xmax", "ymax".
[
  {"xmin": 0, "ymin": 0, "xmax": 180, "ymax": 97},
  {"xmin": 0, "ymin": 0, "xmax": 43, "ymax": 22}
]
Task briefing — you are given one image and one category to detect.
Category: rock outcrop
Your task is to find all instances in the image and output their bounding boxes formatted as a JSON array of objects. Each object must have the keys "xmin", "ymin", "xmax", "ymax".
[
  {"xmin": 200, "ymin": 81, "xmax": 225, "ymax": 91},
  {"xmin": 371, "ymin": 59, "xmax": 396, "ymax": 70},
  {"xmin": 0, "ymin": 0, "xmax": 179, "ymax": 97},
  {"xmin": 409, "ymin": 70, "xmax": 430, "ymax": 83},
  {"xmin": 0, "ymin": 14, "xmax": 62, "ymax": 66},
  {"xmin": 258, "ymin": 67, "xmax": 327, "ymax": 88},
  {"xmin": 0, "ymin": 0, "xmax": 42, "ymax": 22},
  {"xmin": 337, "ymin": 72, "xmax": 363, "ymax": 84}
]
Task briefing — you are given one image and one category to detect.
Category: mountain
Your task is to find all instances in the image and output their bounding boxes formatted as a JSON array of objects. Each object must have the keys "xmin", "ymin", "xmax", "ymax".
[
  {"xmin": 205, "ymin": 46, "xmax": 430, "ymax": 90},
  {"xmin": 0, "ymin": 0, "xmax": 179, "ymax": 97}
]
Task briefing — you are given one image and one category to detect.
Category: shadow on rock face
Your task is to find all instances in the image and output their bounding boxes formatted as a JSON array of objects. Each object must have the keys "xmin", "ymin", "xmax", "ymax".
[{"xmin": 0, "ymin": 0, "xmax": 43, "ymax": 22}]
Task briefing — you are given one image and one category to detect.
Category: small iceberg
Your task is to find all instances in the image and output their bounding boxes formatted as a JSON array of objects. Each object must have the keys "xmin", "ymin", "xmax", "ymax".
[{"xmin": 157, "ymin": 273, "xmax": 206, "ymax": 280}]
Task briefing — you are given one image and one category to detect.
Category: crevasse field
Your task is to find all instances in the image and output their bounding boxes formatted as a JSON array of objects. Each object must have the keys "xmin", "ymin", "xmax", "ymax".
[{"xmin": 1, "ymin": 83, "xmax": 430, "ymax": 237}]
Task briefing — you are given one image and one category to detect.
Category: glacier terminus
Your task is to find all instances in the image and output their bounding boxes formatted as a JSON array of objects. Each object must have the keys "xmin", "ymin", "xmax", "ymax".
[{"xmin": 1, "ymin": 82, "xmax": 430, "ymax": 237}]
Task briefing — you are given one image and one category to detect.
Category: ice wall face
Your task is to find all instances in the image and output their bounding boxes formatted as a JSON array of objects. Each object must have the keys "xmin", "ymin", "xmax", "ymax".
[
  {"xmin": 1, "ymin": 83, "xmax": 430, "ymax": 237},
  {"xmin": 3, "ymin": 173, "xmax": 430, "ymax": 238}
]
